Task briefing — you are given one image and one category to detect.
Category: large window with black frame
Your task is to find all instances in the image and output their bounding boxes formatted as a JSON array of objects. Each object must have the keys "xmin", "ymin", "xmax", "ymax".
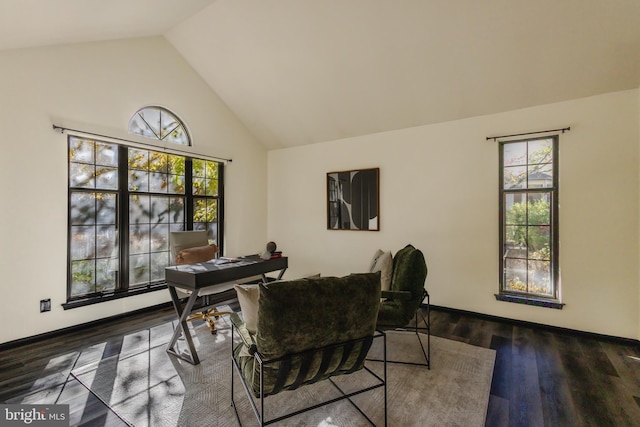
[
  {"xmin": 499, "ymin": 136, "xmax": 559, "ymax": 303},
  {"xmin": 67, "ymin": 136, "xmax": 223, "ymax": 305}
]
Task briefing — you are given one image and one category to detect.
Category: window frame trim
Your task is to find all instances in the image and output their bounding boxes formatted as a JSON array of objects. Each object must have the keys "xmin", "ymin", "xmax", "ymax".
[
  {"xmin": 498, "ymin": 135, "xmax": 560, "ymax": 304},
  {"xmin": 128, "ymin": 105, "xmax": 192, "ymax": 146}
]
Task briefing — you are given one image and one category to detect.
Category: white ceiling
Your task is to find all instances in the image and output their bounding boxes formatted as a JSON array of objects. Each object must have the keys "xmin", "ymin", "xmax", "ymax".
[{"xmin": 2, "ymin": 0, "xmax": 640, "ymax": 149}]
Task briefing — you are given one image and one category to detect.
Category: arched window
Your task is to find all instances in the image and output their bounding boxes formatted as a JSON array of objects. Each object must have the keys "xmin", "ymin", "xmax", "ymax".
[
  {"xmin": 65, "ymin": 107, "xmax": 225, "ymax": 308},
  {"xmin": 128, "ymin": 106, "xmax": 190, "ymax": 146}
]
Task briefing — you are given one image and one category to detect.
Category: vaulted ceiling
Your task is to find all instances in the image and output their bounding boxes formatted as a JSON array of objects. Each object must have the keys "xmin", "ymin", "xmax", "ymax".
[{"xmin": 2, "ymin": 0, "xmax": 640, "ymax": 149}]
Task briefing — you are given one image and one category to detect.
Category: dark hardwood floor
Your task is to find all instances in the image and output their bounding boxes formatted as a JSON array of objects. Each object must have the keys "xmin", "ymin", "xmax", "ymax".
[
  {"xmin": 1, "ymin": 305, "xmax": 639, "ymax": 426},
  {"xmin": 429, "ymin": 308, "xmax": 640, "ymax": 427}
]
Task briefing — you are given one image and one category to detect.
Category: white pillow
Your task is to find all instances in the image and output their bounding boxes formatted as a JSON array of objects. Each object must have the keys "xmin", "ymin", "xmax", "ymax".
[
  {"xmin": 369, "ymin": 249, "xmax": 392, "ymax": 291},
  {"xmin": 369, "ymin": 249, "xmax": 384, "ymax": 272},
  {"xmin": 234, "ymin": 284, "xmax": 259, "ymax": 334}
]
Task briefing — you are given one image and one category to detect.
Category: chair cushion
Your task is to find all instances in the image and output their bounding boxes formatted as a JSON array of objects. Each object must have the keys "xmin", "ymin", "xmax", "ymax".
[
  {"xmin": 370, "ymin": 249, "xmax": 392, "ymax": 291},
  {"xmin": 175, "ymin": 244, "xmax": 218, "ymax": 264},
  {"xmin": 236, "ymin": 333, "xmax": 373, "ymax": 397},
  {"xmin": 234, "ymin": 284, "xmax": 259, "ymax": 334},
  {"xmin": 390, "ymin": 244, "xmax": 427, "ymax": 299},
  {"xmin": 377, "ymin": 300, "xmax": 411, "ymax": 327},
  {"xmin": 256, "ymin": 272, "xmax": 381, "ymax": 360},
  {"xmin": 236, "ymin": 272, "xmax": 381, "ymax": 397}
]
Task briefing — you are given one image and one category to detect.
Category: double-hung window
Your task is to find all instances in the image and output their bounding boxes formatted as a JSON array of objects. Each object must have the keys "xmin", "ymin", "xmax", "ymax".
[
  {"xmin": 66, "ymin": 135, "xmax": 223, "ymax": 307},
  {"xmin": 498, "ymin": 136, "xmax": 561, "ymax": 307}
]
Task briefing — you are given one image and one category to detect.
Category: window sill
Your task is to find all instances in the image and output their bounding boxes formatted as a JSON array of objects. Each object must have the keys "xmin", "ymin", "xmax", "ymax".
[
  {"xmin": 63, "ymin": 283, "xmax": 167, "ymax": 310},
  {"xmin": 494, "ymin": 293, "xmax": 564, "ymax": 310}
]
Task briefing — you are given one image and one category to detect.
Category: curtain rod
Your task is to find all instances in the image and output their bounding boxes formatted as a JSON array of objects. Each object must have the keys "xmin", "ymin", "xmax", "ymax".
[
  {"xmin": 486, "ymin": 126, "xmax": 571, "ymax": 142},
  {"xmin": 52, "ymin": 124, "xmax": 232, "ymax": 163}
]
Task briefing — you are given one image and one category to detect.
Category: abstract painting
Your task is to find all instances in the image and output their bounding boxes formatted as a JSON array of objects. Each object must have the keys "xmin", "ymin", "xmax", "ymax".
[{"xmin": 327, "ymin": 168, "xmax": 379, "ymax": 230}]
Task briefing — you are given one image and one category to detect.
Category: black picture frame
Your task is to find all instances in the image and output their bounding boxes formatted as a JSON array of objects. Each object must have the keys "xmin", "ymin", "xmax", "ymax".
[{"xmin": 327, "ymin": 167, "xmax": 379, "ymax": 231}]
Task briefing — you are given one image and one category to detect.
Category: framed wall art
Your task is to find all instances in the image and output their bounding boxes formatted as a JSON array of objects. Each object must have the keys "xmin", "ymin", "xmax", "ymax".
[{"xmin": 327, "ymin": 167, "xmax": 379, "ymax": 231}]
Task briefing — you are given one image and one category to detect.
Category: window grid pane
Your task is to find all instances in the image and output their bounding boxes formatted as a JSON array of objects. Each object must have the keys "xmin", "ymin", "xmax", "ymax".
[
  {"xmin": 127, "ymin": 148, "xmax": 188, "ymax": 288},
  {"xmin": 193, "ymin": 197, "xmax": 219, "ymax": 243},
  {"xmin": 192, "ymin": 159, "xmax": 221, "ymax": 247},
  {"xmin": 68, "ymin": 190, "xmax": 118, "ymax": 297},
  {"xmin": 69, "ymin": 138, "xmax": 119, "ymax": 190},
  {"xmin": 129, "ymin": 195, "xmax": 185, "ymax": 287},
  {"xmin": 128, "ymin": 150, "xmax": 185, "ymax": 194}
]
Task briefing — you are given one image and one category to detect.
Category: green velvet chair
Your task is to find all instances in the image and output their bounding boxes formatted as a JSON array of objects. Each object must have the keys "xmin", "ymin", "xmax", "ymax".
[
  {"xmin": 230, "ymin": 272, "xmax": 387, "ymax": 426},
  {"xmin": 376, "ymin": 244, "xmax": 430, "ymax": 368}
]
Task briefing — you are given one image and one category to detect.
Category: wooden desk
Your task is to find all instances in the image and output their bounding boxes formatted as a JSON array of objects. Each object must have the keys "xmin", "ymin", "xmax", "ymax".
[{"xmin": 165, "ymin": 255, "xmax": 288, "ymax": 365}]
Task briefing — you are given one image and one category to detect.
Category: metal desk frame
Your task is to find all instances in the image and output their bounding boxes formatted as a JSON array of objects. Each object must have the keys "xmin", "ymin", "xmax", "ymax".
[{"xmin": 165, "ymin": 256, "xmax": 288, "ymax": 365}]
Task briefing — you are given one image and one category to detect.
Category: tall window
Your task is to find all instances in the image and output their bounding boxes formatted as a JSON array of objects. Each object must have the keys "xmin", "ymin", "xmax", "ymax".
[
  {"xmin": 498, "ymin": 136, "xmax": 560, "ymax": 306},
  {"xmin": 67, "ymin": 136, "xmax": 223, "ymax": 306}
]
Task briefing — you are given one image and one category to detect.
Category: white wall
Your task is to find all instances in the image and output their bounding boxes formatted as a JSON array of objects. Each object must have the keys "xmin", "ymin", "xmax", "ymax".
[
  {"xmin": 268, "ymin": 89, "xmax": 640, "ymax": 339},
  {"xmin": 0, "ymin": 37, "xmax": 267, "ymax": 344}
]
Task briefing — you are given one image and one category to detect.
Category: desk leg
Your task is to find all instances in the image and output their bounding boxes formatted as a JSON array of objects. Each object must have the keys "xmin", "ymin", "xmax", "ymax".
[
  {"xmin": 261, "ymin": 268, "xmax": 288, "ymax": 283},
  {"xmin": 167, "ymin": 287, "xmax": 201, "ymax": 365}
]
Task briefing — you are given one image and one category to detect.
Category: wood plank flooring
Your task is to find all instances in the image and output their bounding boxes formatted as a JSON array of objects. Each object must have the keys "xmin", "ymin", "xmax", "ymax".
[
  {"xmin": 1, "ymin": 305, "xmax": 639, "ymax": 426},
  {"xmin": 429, "ymin": 309, "xmax": 640, "ymax": 427}
]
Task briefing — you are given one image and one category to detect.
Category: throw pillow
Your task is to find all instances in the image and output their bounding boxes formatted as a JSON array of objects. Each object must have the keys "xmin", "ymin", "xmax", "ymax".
[
  {"xmin": 369, "ymin": 249, "xmax": 384, "ymax": 272},
  {"xmin": 234, "ymin": 284, "xmax": 260, "ymax": 334},
  {"xmin": 369, "ymin": 249, "xmax": 392, "ymax": 291},
  {"xmin": 175, "ymin": 244, "xmax": 218, "ymax": 265}
]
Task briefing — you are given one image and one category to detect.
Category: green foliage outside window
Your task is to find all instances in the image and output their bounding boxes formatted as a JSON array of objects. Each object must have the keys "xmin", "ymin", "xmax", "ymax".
[
  {"xmin": 505, "ymin": 197, "xmax": 551, "ymax": 260},
  {"xmin": 68, "ymin": 135, "xmax": 222, "ymax": 300}
]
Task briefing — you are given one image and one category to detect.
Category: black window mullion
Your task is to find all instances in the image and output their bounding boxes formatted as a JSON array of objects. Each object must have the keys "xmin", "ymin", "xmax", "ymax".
[
  {"xmin": 118, "ymin": 145, "xmax": 130, "ymax": 292},
  {"xmin": 185, "ymin": 159, "xmax": 194, "ymax": 230},
  {"xmin": 218, "ymin": 162, "xmax": 225, "ymax": 255}
]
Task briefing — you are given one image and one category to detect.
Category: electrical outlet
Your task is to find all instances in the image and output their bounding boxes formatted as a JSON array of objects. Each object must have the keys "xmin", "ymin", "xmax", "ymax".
[{"xmin": 40, "ymin": 299, "xmax": 51, "ymax": 313}]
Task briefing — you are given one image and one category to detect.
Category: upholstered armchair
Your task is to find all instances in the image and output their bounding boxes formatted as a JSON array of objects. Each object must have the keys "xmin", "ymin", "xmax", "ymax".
[
  {"xmin": 376, "ymin": 244, "xmax": 430, "ymax": 367},
  {"xmin": 230, "ymin": 272, "xmax": 387, "ymax": 426}
]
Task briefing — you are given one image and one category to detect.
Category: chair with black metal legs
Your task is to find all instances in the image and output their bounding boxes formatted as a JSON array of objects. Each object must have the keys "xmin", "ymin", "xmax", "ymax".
[
  {"xmin": 231, "ymin": 272, "xmax": 387, "ymax": 426},
  {"xmin": 374, "ymin": 244, "xmax": 430, "ymax": 368},
  {"xmin": 170, "ymin": 230, "xmax": 235, "ymax": 335}
]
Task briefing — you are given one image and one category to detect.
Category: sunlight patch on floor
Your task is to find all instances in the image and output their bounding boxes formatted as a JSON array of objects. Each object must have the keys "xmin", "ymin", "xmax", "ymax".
[{"xmin": 317, "ymin": 417, "xmax": 339, "ymax": 427}]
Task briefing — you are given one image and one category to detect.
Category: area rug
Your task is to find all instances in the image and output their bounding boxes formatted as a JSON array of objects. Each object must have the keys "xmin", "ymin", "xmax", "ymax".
[{"xmin": 71, "ymin": 313, "xmax": 495, "ymax": 426}]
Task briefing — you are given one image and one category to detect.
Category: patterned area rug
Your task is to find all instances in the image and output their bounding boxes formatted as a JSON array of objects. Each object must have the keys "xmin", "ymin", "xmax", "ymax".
[{"xmin": 71, "ymin": 313, "xmax": 495, "ymax": 426}]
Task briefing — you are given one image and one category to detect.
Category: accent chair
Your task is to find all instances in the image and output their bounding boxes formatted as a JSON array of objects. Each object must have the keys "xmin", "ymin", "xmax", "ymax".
[
  {"xmin": 230, "ymin": 272, "xmax": 387, "ymax": 426},
  {"xmin": 376, "ymin": 244, "xmax": 430, "ymax": 368}
]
